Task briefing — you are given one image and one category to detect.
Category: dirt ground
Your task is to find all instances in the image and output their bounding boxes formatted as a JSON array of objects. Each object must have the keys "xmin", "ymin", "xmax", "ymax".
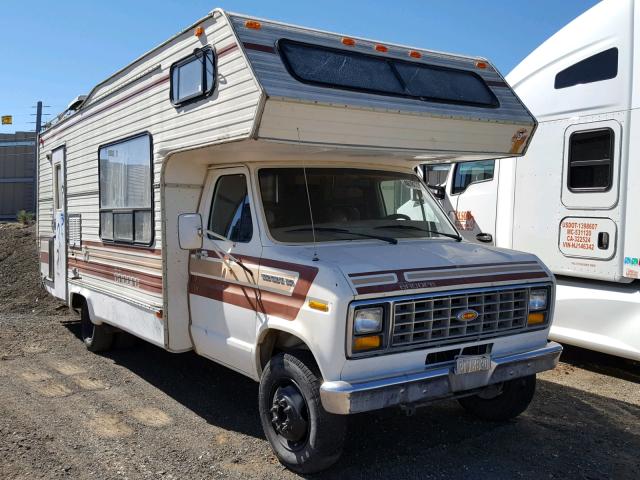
[{"xmin": 1, "ymin": 224, "xmax": 639, "ymax": 479}]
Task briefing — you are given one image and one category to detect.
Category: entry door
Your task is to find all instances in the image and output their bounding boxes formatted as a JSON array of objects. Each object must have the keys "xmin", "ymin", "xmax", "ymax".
[
  {"xmin": 51, "ymin": 147, "xmax": 67, "ymax": 301},
  {"xmin": 188, "ymin": 166, "xmax": 262, "ymax": 375},
  {"xmin": 448, "ymin": 160, "xmax": 499, "ymax": 244}
]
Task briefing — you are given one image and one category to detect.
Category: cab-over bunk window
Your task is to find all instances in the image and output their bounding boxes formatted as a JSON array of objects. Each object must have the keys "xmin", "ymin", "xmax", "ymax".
[
  {"xmin": 99, "ymin": 133, "xmax": 153, "ymax": 245},
  {"xmin": 555, "ymin": 48, "xmax": 618, "ymax": 89},
  {"xmin": 278, "ymin": 39, "xmax": 498, "ymax": 108},
  {"xmin": 170, "ymin": 46, "xmax": 216, "ymax": 106}
]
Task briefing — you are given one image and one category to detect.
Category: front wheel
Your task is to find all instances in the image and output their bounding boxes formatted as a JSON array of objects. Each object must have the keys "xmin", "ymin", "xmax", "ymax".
[
  {"xmin": 259, "ymin": 351, "xmax": 346, "ymax": 474},
  {"xmin": 80, "ymin": 302, "xmax": 113, "ymax": 352},
  {"xmin": 458, "ymin": 374, "xmax": 536, "ymax": 421}
]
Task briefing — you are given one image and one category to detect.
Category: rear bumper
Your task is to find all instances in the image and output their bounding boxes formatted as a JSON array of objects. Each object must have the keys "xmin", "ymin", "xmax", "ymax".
[{"xmin": 320, "ymin": 341, "xmax": 562, "ymax": 414}]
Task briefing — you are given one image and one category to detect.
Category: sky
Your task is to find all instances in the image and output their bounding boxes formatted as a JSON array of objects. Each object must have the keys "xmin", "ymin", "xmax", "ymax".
[{"xmin": 0, "ymin": 0, "xmax": 600, "ymax": 133}]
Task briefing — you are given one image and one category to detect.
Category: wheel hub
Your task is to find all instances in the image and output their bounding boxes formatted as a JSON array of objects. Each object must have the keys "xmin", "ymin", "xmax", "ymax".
[{"xmin": 270, "ymin": 385, "xmax": 308, "ymax": 442}]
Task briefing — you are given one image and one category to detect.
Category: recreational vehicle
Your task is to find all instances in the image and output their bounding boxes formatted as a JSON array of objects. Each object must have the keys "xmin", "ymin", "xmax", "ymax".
[
  {"xmin": 37, "ymin": 9, "xmax": 561, "ymax": 472},
  {"xmin": 423, "ymin": 0, "xmax": 640, "ymax": 362}
]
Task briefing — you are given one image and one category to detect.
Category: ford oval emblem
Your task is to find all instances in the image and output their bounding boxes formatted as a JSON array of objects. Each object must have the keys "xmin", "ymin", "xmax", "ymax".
[{"xmin": 456, "ymin": 309, "xmax": 479, "ymax": 322}]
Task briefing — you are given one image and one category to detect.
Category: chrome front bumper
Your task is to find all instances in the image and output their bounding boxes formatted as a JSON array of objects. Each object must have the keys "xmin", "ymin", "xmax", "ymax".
[{"xmin": 320, "ymin": 342, "xmax": 563, "ymax": 415}]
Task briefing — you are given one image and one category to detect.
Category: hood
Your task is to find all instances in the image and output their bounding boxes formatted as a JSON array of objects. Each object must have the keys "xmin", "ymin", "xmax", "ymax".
[{"xmin": 294, "ymin": 240, "xmax": 551, "ymax": 298}]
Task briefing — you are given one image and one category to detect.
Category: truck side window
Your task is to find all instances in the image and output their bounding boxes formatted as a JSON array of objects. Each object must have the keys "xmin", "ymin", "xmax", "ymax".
[
  {"xmin": 451, "ymin": 160, "xmax": 494, "ymax": 194},
  {"xmin": 208, "ymin": 174, "xmax": 253, "ymax": 243},
  {"xmin": 567, "ymin": 129, "xmax": 614, "ymax": 192},
  {"xmin": 554, "ymin": 48, "xmax": 618, "ymax": 89}
]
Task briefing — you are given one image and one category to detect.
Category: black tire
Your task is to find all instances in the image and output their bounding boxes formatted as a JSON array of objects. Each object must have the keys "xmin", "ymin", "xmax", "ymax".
[
  {"xmin": 458, "ymin": 374, "xmax": 536, "ymax": 421},
  {"xmin": 259, "ymin": 351, "xmax": 347, "ymax": 474},
  {"xmin": 80, "ymin": 302, "xmax": 113, "ymax": 353}
]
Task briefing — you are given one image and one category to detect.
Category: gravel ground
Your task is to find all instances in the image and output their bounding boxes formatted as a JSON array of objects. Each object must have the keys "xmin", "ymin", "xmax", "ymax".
[{"xmin": 1, "ymin": 224, "xmax": 639, "ymax": 479}]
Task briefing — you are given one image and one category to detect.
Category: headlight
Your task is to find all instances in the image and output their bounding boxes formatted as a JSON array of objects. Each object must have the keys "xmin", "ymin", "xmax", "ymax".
[
  {"xmin": 529, "ymin": 288, "xmax": 548, "ymax": 311},
  {"xmin": 353, "ymin": 307, "xmax": 384, "ymax": 335}
]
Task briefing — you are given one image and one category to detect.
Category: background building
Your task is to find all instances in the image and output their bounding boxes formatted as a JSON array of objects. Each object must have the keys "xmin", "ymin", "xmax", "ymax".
[{"xmin": 0, "ymin": 131, "xmax": 36, "ymax": 220}]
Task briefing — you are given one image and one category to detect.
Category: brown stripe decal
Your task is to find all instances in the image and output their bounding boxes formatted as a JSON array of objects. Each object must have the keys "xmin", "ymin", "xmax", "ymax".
[
  {"xmin": 39, "ymin": 252, "xmax": 49, "ymax": 263},
  {"xmin": 189, "ymin": 255, "xmax": 318, "ymax": 321},
  {"xmin": 42, "ymin": 74, "xmax": 170, "ymax": 141},
  {"xmin": 355, "ymin": 271, "xmax": 549, "ymax": 295},
  {"xmin": 217, "ymin": 43, "xmax": 239, "ymax": 58},
  {"xmin": 348, "ymin": 261, "xmax": 539, "ymax": 278},
  {"xmin": 68, "ymin": 257, "xmax": 163, "ymax": 294},
  {"xmin": 243, "ymin": 42, "xmax": 276, "ymax": 54},
  {"xmin": 81, "ymin": 240, "xmax": 161, "ymax": 256}
]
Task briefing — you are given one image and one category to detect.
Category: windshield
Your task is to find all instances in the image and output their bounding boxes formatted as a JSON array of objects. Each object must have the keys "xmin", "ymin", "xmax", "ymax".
[{"xmin": 258, "ymin": 168, "xmax": 459, "ymax": 243}]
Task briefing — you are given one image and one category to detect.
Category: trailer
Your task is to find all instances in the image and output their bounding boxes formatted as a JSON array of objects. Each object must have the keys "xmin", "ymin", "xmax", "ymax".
[
  {"xmin": 423, "ymin": 0, "xmax": 640, "ymax": 361},
  {"xmin": 38, "ymin": 8, "xmax": 560, "ymax": 473}
]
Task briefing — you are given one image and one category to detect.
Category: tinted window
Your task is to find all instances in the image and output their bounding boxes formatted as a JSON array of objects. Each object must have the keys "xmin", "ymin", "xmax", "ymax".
[
  {"xmin": 568, "ymin": 129, "xmax": 614, "ymax": 191},
  {"xmin": 99, "ymin": 134, "xmax": 152, "ymax": 244},
  {"xmin": 452, "ymin": 160, "xmax": 494, "ymax": 194},
  {"xmin": 208, "ymin": 174, "xmax": 253, "ymax": 243},
  {"xmin": 279, "ymin": 40, "xmax": 498, "ymax": 107},
  {"xmin": 555, "ymin": 48, "xmax": 618, "ymax": 89},
  {"xmin": 170, "ymin": 47, "xmax": 215, "ymax": 105}
]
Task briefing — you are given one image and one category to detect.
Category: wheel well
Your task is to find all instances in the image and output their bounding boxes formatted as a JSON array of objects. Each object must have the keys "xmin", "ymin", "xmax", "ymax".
[
  {"xmin": 258, "ymin": 330, "xmax": 311, "ymax": 373},
  {"xmin": 70, "ymin": 293, "xmax": 86, "ymax": 312}
]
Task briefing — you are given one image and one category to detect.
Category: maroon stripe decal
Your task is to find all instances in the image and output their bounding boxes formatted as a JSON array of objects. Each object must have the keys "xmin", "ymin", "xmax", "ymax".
[
  {"xmin": 348, "ymin": 261, "xmax": 540, "ymax": 278},
  {"xmin": 68, "ymin": 257, "xmax": 163, "ymax": 294},
  {"xmin": 39, "ymin": 252, "xmax": 49, "ymax": 263},
  {"xmin": 243, "ymin": 42, "xmax": 276, "ymax": 54},
  {"xmin": 217, "ymin": 43, "xmax": 239, "ymax": 58},
  {"xmin": 42, "ymin": 74, "xmax": 170, "ymax": 141},
  {"xmin": 81, "ymin": 240, "xmax": 161, "ymax": 256},
  {"xmin": 189, "ymin": 255, "xmax": 318, "ymax": 321},
  {"xmin": 355, "ymin": 271, "xmax": 549, "ymax": 295}
]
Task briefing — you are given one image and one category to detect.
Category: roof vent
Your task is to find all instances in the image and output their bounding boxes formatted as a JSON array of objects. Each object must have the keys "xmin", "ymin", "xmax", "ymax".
[{"xmin": 67, "ymin": 95, "xmax": 87, "ymax": 112}]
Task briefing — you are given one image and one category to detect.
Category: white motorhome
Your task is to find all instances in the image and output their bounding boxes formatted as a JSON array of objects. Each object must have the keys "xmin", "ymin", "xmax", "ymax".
[
  {"xmin": 424, "ymin": 0, "xmax": 640, "ymax": 362},
  {"xmin": 37, "ymin": 9, "xmax": 561, "ymax": 473}
]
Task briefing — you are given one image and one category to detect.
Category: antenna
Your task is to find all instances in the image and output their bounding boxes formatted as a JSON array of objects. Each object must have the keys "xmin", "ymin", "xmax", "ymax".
[{"xmin": 298, "ymin": 128, "xmax": 319, "ymax": 262}]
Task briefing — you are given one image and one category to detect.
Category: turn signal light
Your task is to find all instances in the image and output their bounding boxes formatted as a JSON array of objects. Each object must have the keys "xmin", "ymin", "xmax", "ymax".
[
  {"xmin": 308, "ymin": 300, "xmax": 329, "ymax": 312},
  {"xmin": 527, "ymin": 312, "xmax": 545, "ymax": 325},
  {"xmin": 245, "ymin": 20, "xmax": 262, "ymax": 29},
  {"xmin": 374, "ymin": 44, "xmax": 388, "ymax": 52},
  {"xmin": 475, "ymin": 60, "xmax": 488, "ymax": 69},
  {"xmin": 341, "ymin": 37, "xmax": 356, "ymax": 46},
  {"xmin": 353, "ymin": 335, "xmax": 382, "ymax": 351},
  {"xmin": 409, "ymin": 50, "xmax": 422, "ymax": 59}
]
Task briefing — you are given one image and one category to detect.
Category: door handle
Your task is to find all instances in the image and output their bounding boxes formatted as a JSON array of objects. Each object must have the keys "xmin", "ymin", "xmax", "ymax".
[
  {"xmin": 476, "ymin": 233, "xmax": 493, "ymax": 243},
  {"xmin": 597, "ymin": 232, "xmax": 609, "ymax": 250}
]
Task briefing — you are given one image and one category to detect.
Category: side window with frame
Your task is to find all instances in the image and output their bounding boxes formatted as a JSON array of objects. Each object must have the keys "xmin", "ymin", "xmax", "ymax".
[
  {"xmin": 208, "ymin": 174, "xmax": 253, "ymax": 243},
  {"xmin": 170, "ymin": 46, "xmax": 216, "ymax": 106},
  {"xmin": 99, "ymin": 133, "xmax": 153, "ymax": 245},
  {"xmin": 451, "ymin": 160, "xmax": 495, "ymax": 195},
  {"xmin": 567, "ymin": 129, "xmax": 614, "ymax": 192}
]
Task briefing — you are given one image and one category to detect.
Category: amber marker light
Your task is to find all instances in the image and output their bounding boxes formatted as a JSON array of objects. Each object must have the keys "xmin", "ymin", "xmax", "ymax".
[
  {"xmin": 475, "ymin": 60, "xmax": 488, "ymax": 69},
  {"xmin": 245, "ymin": 20, "xmax": 261, "ymax": 29},
  {"xmin": 353, "ymin": 335, "xmax": 382, "ymax": 351},
  {"xmin": 341, "ymin": 37, "xmax": 356, "ymax": 46},
  {"xmin": 375, "ymin": 44, "xmax": 388, "ymax": 52},
  {"xmin": 155, "ymin": 310, "xmax": 164, "ymax": 319},
  {"xmin": 527, "ymin": 312, "xmax": 545, "ymax": 325},
  {"xmin": 194, "ymin": 26, "xmax": 204, "ymax": 37},
  {"xmin": 409, "ymin": 50, "xmax": 422, "ymax": 59},
  {"xmin": 308, "ymin": 300, "xmax": 329, "ymax": 312}
]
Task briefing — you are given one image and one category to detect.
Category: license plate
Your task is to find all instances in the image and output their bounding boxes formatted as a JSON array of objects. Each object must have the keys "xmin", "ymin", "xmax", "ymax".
[{"xmin": 454, "ymin": 355, "xmax": 491, "ymax": 375}]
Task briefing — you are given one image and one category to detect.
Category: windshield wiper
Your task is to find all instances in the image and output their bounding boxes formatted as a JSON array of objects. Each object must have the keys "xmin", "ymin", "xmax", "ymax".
[
  {"xmin": 286, "ymin": 227, "xmax": 398, "ymax": 245},
  {"xmin": 374, "ymin": 224, "xmax": 462, "ymax": 242}
]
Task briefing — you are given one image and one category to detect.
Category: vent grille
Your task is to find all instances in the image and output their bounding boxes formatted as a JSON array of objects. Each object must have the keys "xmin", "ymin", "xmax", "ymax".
[
  {"xmin": 392, "ymin": 288, "xmax": 529, "ymax": 348},
  {"xmin": 68, "ymin": 214, "xmax": 81, "ymax": 248}
]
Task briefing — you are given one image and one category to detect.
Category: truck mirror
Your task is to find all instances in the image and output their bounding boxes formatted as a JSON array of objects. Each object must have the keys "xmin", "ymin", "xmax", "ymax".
[
  {"xmin": 427, "ymin": 184, "xmax": 445, "ymax": 200},
  {"xmin": 178, "ymin": 213, "xmax": 203, "ymax": 250}
]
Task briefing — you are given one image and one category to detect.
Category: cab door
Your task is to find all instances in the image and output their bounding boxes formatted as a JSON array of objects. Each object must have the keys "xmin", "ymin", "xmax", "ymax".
[
  {"xmin": 188, "ymin": 166, "xmax": 262, "ymax": 375},
  {"xmin": 447, "ymin": 160, "xmax": 499, "ymax": 244}
]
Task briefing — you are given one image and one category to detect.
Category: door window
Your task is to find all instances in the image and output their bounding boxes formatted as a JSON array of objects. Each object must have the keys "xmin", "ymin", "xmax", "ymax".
[
  {"xmin": 54, "ymin": 164, "xmax": 62, "ymax": 210},
  {"xmin": 451, "ymin": 160, "xmax": 494, "ymax": 194},
  {"xmin": 208, "ymin": 174, "xmax": 253, "ymax": 243},
  {"xmin": 567, "ymin": 129, "xmax": 613, "ymax": 192}
]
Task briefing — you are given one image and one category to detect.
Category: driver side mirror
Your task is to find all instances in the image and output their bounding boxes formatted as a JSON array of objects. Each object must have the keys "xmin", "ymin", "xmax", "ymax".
[
  {"xmin": 178, "ymin": 213, "xmax": 203, "ymax": 250},
  {"xmin": 427, "ymin": 184, "xmax": 446, "ymax": 200}
]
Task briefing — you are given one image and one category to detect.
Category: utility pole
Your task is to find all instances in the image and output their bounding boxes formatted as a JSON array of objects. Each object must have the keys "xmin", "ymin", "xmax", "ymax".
[{"xmin": 33, "ymin": 101, "xmax": 43, "ymax": 218}]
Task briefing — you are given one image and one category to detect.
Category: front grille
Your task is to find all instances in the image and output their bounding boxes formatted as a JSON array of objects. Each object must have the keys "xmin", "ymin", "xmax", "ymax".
[{"xmin": 392, "ymin": 288, "xmax": 529, "ymax": 348}]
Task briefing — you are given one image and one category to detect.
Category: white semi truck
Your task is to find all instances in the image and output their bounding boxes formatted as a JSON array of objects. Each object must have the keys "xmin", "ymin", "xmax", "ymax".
[
  {"xmin": 37, "ymin": 8, "xmax": 560, "ymax": 473},
  {"xmin": 424, "ymin": 0, "xmax": 640, "ymax": 361}
]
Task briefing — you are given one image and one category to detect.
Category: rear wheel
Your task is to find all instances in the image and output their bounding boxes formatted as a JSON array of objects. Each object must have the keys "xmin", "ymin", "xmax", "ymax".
[
  {"xmin": 80, "ymin": 302, "xmax": 113, "ymax": 352},
  {"xmin": 458, "ymin": 374, "xmax": 536, "ymax": 421},
  {"xmin": 259, "ymin": 351, "xmax": 346, "ymax": 474}
]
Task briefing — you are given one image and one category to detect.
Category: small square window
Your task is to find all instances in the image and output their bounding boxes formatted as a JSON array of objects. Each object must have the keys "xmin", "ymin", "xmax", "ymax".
[
  {"xmin": 568, "ymin": 129, "xmax": 614, "ymax": 192},
  {"xmin": 170, "ymin": 47, "xmax": 216, "ymax": 106}
]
